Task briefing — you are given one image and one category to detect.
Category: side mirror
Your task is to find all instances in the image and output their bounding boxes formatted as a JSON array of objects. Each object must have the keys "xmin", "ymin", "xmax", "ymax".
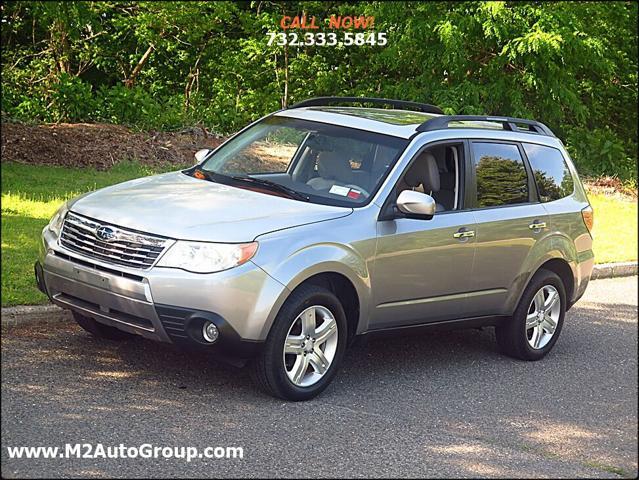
[
  {"xmin": 194, "ymin": 148, "xmax": 212, "ymax": 164},
  {"xmin": 396, "ymin": 190, "xmax": 436, "ymax": 219}
]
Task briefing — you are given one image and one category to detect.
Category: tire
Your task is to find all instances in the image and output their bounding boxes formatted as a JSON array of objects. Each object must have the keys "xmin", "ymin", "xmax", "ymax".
[
  {"xmin": 72, "ymin": 311, "xmax": 134, "ymax": 340},
  {"xmin": 496, "ymin": 269, "xmax": 566, "ymax": 361},
  {"xmin": 251, "ymin": 284, "xmax": 347, "ymax": 401}
]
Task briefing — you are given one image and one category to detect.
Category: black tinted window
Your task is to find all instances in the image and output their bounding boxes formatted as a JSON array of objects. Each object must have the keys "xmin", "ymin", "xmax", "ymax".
[
  {"xmin": 472, "ymin": 142, "xmax": 529, "ymax": 207},
  {"xmin": 523, "ymin": 143, "xmax": 574, "ymax": 202}
]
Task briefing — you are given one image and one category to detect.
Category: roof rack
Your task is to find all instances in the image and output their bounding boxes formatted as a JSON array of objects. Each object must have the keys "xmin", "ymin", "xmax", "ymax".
[
  {"xmin": 416, "ymin": 115, "xmax": 555, "ymax": 137},
  {"xmin": 289, "ymin": 97, "xmax": 444, "ymax": 114}
]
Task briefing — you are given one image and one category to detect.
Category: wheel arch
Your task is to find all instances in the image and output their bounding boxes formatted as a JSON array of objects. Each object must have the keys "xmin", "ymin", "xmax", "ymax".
[
  {"xmin": 292, "ymin": 272, "xmax": 360, "ymax": 344},
  {"xmin": 536, "ymin": 258, "xmax": 575, "ymax": 308},
  {"xmin": 510, "ymin": 256, "xmax": 576, "ymax": 315},
  {"xmin": 255, "ymin": 244, "xmax": 372, "ymax": 341}
]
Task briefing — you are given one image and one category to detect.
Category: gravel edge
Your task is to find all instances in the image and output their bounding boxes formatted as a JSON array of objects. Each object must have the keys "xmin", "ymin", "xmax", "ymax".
[{"xmin": 2, "ymin": 262, "xmax": 636, "ymax": 327}]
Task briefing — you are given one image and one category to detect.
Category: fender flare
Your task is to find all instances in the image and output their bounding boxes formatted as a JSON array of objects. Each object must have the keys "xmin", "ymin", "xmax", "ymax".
[
  {"xmin": 256, "ymin": 243, "xmax": 372, "ymax": 339},
  {"xmin": 506, "ymin": 232, "xmax": 578, "ymax": 314}
]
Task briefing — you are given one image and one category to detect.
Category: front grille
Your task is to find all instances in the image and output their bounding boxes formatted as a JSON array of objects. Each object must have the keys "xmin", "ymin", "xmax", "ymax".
[{"xmin": 60, "ymin": 212, "xmax": 170, "ymax": 270}]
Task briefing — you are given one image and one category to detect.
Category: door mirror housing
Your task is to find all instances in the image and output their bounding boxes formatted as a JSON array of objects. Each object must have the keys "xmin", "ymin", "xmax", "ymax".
[
  {"xmin": 194, "ymin": 148, "xmax": 212, "ymax": 164},
  {"xmin": 396, "ymin": 190, "xmax": 436, "ymax": 219}
]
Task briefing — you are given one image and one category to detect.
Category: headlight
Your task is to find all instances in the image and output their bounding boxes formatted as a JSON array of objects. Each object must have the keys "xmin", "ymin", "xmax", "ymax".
[
  {"xmin": 157, "ymin": 241, "xmax": 258, "ymax": 273},
  {"xmin": 48, "ymin": 202, "xmax": 68, "ymax": 238}
]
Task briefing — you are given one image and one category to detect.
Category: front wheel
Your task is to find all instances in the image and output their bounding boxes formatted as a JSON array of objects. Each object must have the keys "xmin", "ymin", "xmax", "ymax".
[
  {"xmin": 251, "ymin": 284, "xmax": 347, "ymax": 401},
  {"xmin": 496, "ymin": 269, "xmax": 566, "ymax": 361}
]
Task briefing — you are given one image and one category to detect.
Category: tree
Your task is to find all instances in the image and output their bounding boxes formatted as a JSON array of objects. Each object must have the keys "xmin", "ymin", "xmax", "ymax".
[{"xmin": 1, "ymin": 1, "xmax": 636, "ymax": 180}]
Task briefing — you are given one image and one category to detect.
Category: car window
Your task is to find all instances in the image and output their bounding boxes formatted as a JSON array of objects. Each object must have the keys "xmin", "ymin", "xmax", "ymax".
[
  {"xmin": 522, "ymin": 143, "xmax": 574, "ymax": 202},
  {"xmin": 218, "ymin": 127, "xmax": 307, "ymax": 174},
  {"xmin": 395, "ymin": 144, "xmax": 461, "ymax": 212},
  {"xmin": 472, "ymin": 142, "xmax": 529, "ymax": 207},
  {"xmin": 200, "ymin": 116, "xmax": 408, "ymax": 207}
]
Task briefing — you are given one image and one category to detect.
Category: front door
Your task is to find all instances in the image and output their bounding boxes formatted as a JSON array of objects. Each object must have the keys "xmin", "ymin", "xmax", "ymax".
[
  {"xmin": 369, "ymin": 142, "xmax": 477, "ymax": 329},
  {"xmin": 371, "ymin": 212, "xmax": 478, "ymax": 329}
]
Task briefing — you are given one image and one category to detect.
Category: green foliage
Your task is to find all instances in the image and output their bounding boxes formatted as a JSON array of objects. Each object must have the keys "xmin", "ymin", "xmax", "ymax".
[
  {"xmin": 565, "ymin": 126, "xmax": 636, "ymax": 179},
  {"xmin": 1, "ymin": 1, "xmax": 637, "ymax": 179},
  {"xmin": 51, "ymin": 73, "xmax": 98, "ymax": 121}
]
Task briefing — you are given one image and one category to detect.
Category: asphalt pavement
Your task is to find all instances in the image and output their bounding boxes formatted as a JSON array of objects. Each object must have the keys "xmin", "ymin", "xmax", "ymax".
[{"xmin": 1, "ymin": 276, "xmax": 637, "ymax": 478}]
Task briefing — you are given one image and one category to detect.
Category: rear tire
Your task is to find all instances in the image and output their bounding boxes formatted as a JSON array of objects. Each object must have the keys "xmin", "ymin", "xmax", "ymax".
[
  {"xmin": 251, "ymin": 284, "xmax": 347, "ymax": 401},
  {"xmin": 496, "ymin": 269, "xmax": 566, "ymax": 361},
  {"xmin": 72, "ymin": 311, "xmax": 134, "ymax": 340}
]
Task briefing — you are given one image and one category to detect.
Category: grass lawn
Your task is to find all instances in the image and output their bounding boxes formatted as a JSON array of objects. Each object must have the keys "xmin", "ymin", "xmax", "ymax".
[
  {"xmin": 588, "ymin": 193, "xmax": 638, "ymax": 264},
  {"xmin": 1, "ymin": 161, "xmax": 637, "ymax": 306}
]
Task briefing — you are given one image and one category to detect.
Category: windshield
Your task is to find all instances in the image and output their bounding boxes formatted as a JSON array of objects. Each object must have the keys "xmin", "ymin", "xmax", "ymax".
[{"xmin": 198, "ymin": 116, "xmax": 408, "ymax": 207}]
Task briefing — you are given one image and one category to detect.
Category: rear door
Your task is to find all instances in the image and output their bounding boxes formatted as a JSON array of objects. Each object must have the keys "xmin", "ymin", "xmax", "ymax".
[{"xmin": 467, "ymin": 141, "xmax": 549, "ymax": 316}]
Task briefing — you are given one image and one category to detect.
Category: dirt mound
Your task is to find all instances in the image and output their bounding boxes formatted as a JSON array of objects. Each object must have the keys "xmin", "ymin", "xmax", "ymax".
[
  {"xmin": 583, "ymin": 176, "xmax": 637, "ymax": 199},
  {"xmin": 1, "ymin": 122, "xmax": 224, "ymax": 170}
]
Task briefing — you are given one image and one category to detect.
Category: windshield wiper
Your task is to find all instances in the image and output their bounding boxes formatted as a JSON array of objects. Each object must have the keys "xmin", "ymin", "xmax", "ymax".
[
  {"xmin": 230, "ymin": 175, "xmax": 310, "ymax": 202},
  {"xmin": 190, "ymin": 169, "xmax": 309, "ymax": 202}
]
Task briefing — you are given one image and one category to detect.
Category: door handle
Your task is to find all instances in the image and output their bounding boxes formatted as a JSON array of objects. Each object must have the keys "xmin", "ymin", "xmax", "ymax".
[
  {"xmin": 453, "ymin": 229, "xmax": 475, "ymax": 239},
  {"xmin": 528, "ymin": 221, "xmax": 547, "ymax": 230}
]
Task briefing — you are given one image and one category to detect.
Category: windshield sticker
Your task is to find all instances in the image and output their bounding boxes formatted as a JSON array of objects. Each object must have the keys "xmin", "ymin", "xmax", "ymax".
[
  {"xmin": 347, "ymin": 189, "xmax": 361, "ymax": 200},
  {"xmin": 329, "ymin": 185, "xmax": 351, "ymax": 196}
]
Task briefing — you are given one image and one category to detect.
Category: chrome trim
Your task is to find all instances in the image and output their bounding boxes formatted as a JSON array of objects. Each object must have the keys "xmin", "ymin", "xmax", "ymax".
[
  {"xmin": 60, "ymin": 212, "xmax": 171, "ymax": 270},
  {"xmin": 528, "ymin": 222, "xmax": 547, "ymax": 230}
]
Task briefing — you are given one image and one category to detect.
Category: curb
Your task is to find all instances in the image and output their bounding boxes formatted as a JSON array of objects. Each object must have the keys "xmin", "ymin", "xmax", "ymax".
[
  {"xmin": 591, "ymin": 261, "xmax": 638, "ymax": 280},
  {"xmin": 1, "ymin": 262, "xmax": 637, "ymax": 327}
]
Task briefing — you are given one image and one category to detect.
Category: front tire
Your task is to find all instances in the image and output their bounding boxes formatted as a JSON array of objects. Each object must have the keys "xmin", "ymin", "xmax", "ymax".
[
  {"xmin": 496, "ymin": 269, "xmax": 566, "ymax": 361},
  {"xmin": 72, "ymin": 311, "xmax": 134, "ymax": 340},
  {"xmin": 251, "ymin": 284, "xmax": 347, "ymax": 401}
]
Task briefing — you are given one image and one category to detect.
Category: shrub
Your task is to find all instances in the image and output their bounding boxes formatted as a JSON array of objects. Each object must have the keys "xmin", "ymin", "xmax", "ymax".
[
  {"xmin": 51, "ymin": 74, "xmax": 98, "ymax": 122},
  {"xmin": 565, "ymin": 126, "xmax": 636, "ymax": 180}
]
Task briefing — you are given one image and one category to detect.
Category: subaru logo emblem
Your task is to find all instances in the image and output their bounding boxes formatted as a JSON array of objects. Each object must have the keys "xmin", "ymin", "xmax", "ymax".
[{"xmin": 95, "ymin": 226, "xmax": 117, "ymax": 242}]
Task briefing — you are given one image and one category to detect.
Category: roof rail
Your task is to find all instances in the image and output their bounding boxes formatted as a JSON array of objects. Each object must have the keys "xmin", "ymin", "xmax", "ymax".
[
  {"xmin": 416, "ymin": 115, "xmax": 555, "ymax": 137},
  {"xmin": 289, "ymin": 97, "xmax": 444, "ymax": 114}
]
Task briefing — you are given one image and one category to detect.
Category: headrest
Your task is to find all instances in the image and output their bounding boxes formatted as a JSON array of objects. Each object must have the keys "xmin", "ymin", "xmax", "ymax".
[
  {"xmin": 404, "ymin": 152, "xmax": 440, "ymax": 192},
  {"xmin": 317, "ymin": 151, "xmax": 353, "ymax": 182}
]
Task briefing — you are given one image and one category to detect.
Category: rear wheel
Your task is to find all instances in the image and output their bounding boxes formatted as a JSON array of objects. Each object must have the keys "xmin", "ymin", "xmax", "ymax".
[
  {"xmin": 72, "ymin": 311, "xmax": 134, "ymax": 340},
  {"xmin": 251, "ymin": 284, "xmax": 347, "ymax": 401},
  {"xmin": 496, "ymin": 269, "xmax": 566, "ymax": 361}
]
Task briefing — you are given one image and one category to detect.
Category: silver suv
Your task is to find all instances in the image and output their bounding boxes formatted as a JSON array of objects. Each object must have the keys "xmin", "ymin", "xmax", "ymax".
[{"xmin": 36, "ymin": 97, "xmax": 595, "ymax": 400}]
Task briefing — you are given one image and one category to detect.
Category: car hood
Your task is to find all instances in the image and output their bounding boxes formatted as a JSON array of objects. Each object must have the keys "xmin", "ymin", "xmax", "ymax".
[{"xmin": 70, "ymin": 171, "xmax": 352, "ymax": 242}]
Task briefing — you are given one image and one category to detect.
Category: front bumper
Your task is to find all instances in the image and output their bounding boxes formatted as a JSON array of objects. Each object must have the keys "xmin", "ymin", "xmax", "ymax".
[{"xmin": 38, "ymin": 226, "xmax": 289, "ymax": 360}]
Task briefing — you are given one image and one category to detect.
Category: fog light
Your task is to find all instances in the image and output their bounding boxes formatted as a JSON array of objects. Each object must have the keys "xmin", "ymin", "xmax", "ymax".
[{"xmin": 202, "ymin": 322, "xmax": 219, "ymax": 343}]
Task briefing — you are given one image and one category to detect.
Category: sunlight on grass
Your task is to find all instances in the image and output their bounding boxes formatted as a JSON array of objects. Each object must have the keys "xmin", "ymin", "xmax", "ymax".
[
  {"xmin": 1, "ymin": 193, "xmax": 67, "ymax": 219},
  {"xmin": 589, "ymin": 193, "xmax": 638, "ymax": 264}
]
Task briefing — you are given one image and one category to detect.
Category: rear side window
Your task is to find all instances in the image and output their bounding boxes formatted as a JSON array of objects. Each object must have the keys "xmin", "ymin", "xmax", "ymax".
[
  {"xmin": 472, "ymin": 142, "xmax": 529, "ymax": 207},
  {"xmin": 522, "ymin": 143, "xmax": 574, "ymax": 202}
]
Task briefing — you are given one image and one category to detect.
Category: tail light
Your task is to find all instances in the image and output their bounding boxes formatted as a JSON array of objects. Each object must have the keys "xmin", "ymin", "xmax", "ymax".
[{"xmin": 581, "ymin": 205, "xmax": 594, "ymax": 233}]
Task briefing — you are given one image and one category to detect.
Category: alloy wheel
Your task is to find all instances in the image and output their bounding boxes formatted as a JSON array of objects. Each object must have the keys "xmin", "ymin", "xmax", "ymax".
[
  {"xmin": 526, "ymin": 285, "xmax": 561, "ymax": 350},
  {"xmin": 283, "ymin": 305, "xmax": 338, "ymax": 387}
]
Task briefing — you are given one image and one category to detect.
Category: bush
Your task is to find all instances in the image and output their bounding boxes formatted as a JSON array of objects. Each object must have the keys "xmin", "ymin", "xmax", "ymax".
[
  {"xmin": 94, "ymin": 86, "xmax": 188, "ymax": 131},
  {"xmin": 51, "ymin": 74, "xmax": 99, "ymax": 122},
  {"xmin": 565, "ymin": 126, "xmax": 636, "ymax": 180}
]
